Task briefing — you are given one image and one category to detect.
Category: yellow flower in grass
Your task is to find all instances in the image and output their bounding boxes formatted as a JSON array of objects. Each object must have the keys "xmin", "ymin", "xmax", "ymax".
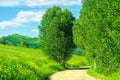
[
  {"xmin": 43, "ymin": 64, "xmax": 48, "ymax": 68},
  {"xmin": 0, "ymin": 65, "xmax": 2, "ymax": 71},
  {"xmin": 28, "ymin": 61, "xmax": 39, "ymax": 70}
]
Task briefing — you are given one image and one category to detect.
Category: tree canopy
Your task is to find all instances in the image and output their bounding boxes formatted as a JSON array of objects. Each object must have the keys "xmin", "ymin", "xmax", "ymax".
[
  {"xmin": 39, "ymin": 6, "xmax": 75, "ymax": 67},
  {"xmin": 73, "ymin": 0, "xmax": 120, "ymax": 75}
]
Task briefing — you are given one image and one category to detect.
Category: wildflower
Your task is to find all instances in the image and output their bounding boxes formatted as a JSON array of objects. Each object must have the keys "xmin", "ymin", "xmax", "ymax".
[{"xmin": 0, "ymin": 65, "xmax": 2, "ymax": 71}]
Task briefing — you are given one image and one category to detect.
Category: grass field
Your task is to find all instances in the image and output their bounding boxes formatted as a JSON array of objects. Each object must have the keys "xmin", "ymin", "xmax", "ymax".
[{"xmin": 0, "ymin": 44, "xmax": 64, "ymax": 80}]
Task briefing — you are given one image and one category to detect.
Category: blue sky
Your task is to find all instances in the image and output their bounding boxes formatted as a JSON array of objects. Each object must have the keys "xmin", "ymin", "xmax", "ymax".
[{"xmin": 0, "ymin": 0, "xmax": 82, "ymax": 37}]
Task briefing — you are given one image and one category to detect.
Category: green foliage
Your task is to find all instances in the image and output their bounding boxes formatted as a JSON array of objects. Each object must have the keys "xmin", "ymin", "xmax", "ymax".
[
  {"xmin": 39, "ymin": 6, "xmax": 75, "ymax": 66},
  {"xmin": 72, "ymin": 46, "xmax": 84, "ymax": 55},
  {"xmin": 67, "ymin": 55, "xmax": 89, "ymax": 67},
  {"xmin": 73, "ymin": 0, "xmax": 120, "ymax": 75},
  {"xmin": 0, "ymin": 38, "xmax": 5, "ymax": 44},
  {"xmin": 1, "ymin": 34, "xmax": 40, "ymax": 49},
  {"xmin": 0, "ymin": 44, "xmax": 64, "ymax": 80}
]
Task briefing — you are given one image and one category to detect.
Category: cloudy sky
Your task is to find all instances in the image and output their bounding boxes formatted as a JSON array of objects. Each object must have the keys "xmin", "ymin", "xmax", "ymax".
[{"xmin": 0, "ymin": 0, "xmax": 82, "ymax": 37}]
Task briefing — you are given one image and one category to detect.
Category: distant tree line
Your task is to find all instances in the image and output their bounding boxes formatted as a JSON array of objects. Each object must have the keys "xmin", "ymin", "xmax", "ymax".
[{"xmin": 0, "ymin": 34, "xmax": 40, "ymax": 49}]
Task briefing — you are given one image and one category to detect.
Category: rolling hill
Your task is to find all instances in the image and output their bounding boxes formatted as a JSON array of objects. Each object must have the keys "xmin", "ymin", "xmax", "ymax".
[{"xmin": 0, "ymin": 34, "xmax": 40, "ymax": 48}]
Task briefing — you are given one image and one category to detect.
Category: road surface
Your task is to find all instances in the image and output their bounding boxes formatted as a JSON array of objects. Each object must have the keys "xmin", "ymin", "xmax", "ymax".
[{"xmin": 48, "ymin": 69, "xmax": 96, "ymax": 80}]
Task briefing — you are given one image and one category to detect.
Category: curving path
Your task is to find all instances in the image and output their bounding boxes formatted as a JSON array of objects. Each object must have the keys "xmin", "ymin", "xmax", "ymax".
[{"xmin": 48, "ymin": 69, "xmax": 96, "ymax": 80}]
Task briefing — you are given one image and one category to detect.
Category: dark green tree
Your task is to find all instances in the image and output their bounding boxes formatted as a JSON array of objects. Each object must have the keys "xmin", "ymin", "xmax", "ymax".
[
  {"xmin": 73, "ymin": 0, "xmax": 120, "ymax": 75},
  {"xmin": 39, "ymin": 6, "xmax": 75, "ymax": 67},
  {"xmin": 0, "ymin": 37, "xmax": 5, "ymax": 44}
]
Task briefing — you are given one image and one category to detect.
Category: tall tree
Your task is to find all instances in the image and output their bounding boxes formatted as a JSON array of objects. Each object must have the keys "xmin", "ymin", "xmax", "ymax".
[
  {"xmin": 73, "ymin": 0, "xmax": 120, "ymax": 75},
  {"xmin": 39, "ymin": 6, "xmax": 75, "ymax": 67}
]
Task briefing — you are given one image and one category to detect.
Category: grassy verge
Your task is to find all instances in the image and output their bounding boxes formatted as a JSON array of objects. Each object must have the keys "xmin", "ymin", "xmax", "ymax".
[
  {"xmin": 87, "ymin": 69, "xmax": 120, "ymax": 80},
  {"xmin": 104, "ymin": 71, "xmax": 120, "ymax": 80},
  {"xmin": 87, "ymin": 69, "xmax": 104, "ymax": 80},
  {"xmin": 0, "ymin": 44, "xmax": 64, "ymax": 80}
]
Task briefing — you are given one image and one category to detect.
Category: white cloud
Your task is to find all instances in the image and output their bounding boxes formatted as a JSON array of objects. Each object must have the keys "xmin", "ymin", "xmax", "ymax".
[
  {"xmin": 0, "ymin": 11, "xmax": 44, "ymax": 29},
  {"xmin": 24, "ymin": 0, "xmax": 81, "ymax": 7},
  {"xmin": 0, "ymin": 0, "xmax": 21, "ymax": 7},
  {"xmin": 13, "ymin": 11, "xmax": 44, "ymax": 23},
  {"xmin": 0, "ymin": 0, "xmax": 81, "ymax": 7},
  {"xmin": 32, "ymin": 29, "xmax": 39, "ymax": 32}
]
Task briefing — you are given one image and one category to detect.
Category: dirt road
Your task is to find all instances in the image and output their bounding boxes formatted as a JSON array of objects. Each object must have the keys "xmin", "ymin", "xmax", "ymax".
[{"xmin": 48, "ymin": 69, "xmax": 96, "ymax": 80}]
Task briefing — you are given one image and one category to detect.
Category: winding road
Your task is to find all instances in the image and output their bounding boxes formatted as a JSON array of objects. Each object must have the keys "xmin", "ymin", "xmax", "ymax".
[{"xmin": 48, "ymin": 69, "xmax": 96, "ymax": 80}]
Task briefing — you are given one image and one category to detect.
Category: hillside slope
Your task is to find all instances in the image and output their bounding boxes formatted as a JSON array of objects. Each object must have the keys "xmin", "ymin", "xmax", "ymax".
[
  {"xmin": 0, "ymin": 44, "xmax": 64, "ymax": 80},
  {"xmin": 0, "ymin": 34, "xmax": 40, "ymax": 48}
]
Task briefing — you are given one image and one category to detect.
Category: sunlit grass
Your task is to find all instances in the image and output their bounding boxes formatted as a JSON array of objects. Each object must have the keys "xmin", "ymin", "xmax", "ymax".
[
  {"xmin": 87, "ymin": 69, "xmax": 104, "ymax": 80},
  {"xmin": 66, "ymin": 55, "xmax": 89, "ymax": 67},
  {"xmin": 0, "ymin": 44, "xmax": 64, "ymax": 80},
  {"xmin": 104, "ymin": 71, "xmax": 120, "ymax": 80},
  {"xmin": 87, "ymin": 69, "xmax": 120, "ymax": 80}
]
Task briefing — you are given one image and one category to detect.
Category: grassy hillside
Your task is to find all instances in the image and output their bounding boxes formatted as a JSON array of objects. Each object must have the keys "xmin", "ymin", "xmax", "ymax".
[
  {"xmin": 0, "ymin": 44, "xmax": 64, "ymax": 80},
  {"xmin": 0, "ymin": 34, "xmax": 40, "ymax": 48}
]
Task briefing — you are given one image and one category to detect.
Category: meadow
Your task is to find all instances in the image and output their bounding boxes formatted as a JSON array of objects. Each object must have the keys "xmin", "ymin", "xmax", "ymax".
[
  {"xmin": 0, "ymin": 44, "xmax": 89, "ymax": 80},
  {"xmin": 0, "ymin": 44, "xmax": 64, "ymax": 80}
]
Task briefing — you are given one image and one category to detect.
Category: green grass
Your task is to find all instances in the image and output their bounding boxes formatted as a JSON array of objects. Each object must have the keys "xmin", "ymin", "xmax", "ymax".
[
  {"xmin": 87, "ymin": 69, "xmax": 120, "ymax": 80},
  {"xmin": 0, "ymin": 44, "xmax": 64, "ymax": 80},
  {"xmin": 87, "ymin": 69, "xmax": 104, "ymax": 80},
  {"xmin": 104, "ymin": 71, "xmax": 120, "ymax": 80},
  {"xmin": 66, "ymin": 55, "xmax": 89, "ymax": 67}
]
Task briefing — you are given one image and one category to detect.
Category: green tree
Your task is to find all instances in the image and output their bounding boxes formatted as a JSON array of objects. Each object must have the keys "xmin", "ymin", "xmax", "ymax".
[
  {"xmin": 39, "ymin": 6, "xmax": 75, "ymax": 67},
  {"xmin": 0, "ymin": 37, "xmax": 5, "ymax": 44},
  {"xmin": 73, "ymin": 0, "xmax": 120, "ymax": 75}
]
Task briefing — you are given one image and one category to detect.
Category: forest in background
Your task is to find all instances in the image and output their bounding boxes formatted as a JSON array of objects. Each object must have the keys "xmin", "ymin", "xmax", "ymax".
[{"xmin": 0, "ymin": 34, "xmax": 40, "ymax": 49}]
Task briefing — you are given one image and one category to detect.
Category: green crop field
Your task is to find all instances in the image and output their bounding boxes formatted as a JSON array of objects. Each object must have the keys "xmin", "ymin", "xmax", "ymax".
[{"xmin": 0, "ymin": 44, "xmax": 64, "ymax": 80}]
